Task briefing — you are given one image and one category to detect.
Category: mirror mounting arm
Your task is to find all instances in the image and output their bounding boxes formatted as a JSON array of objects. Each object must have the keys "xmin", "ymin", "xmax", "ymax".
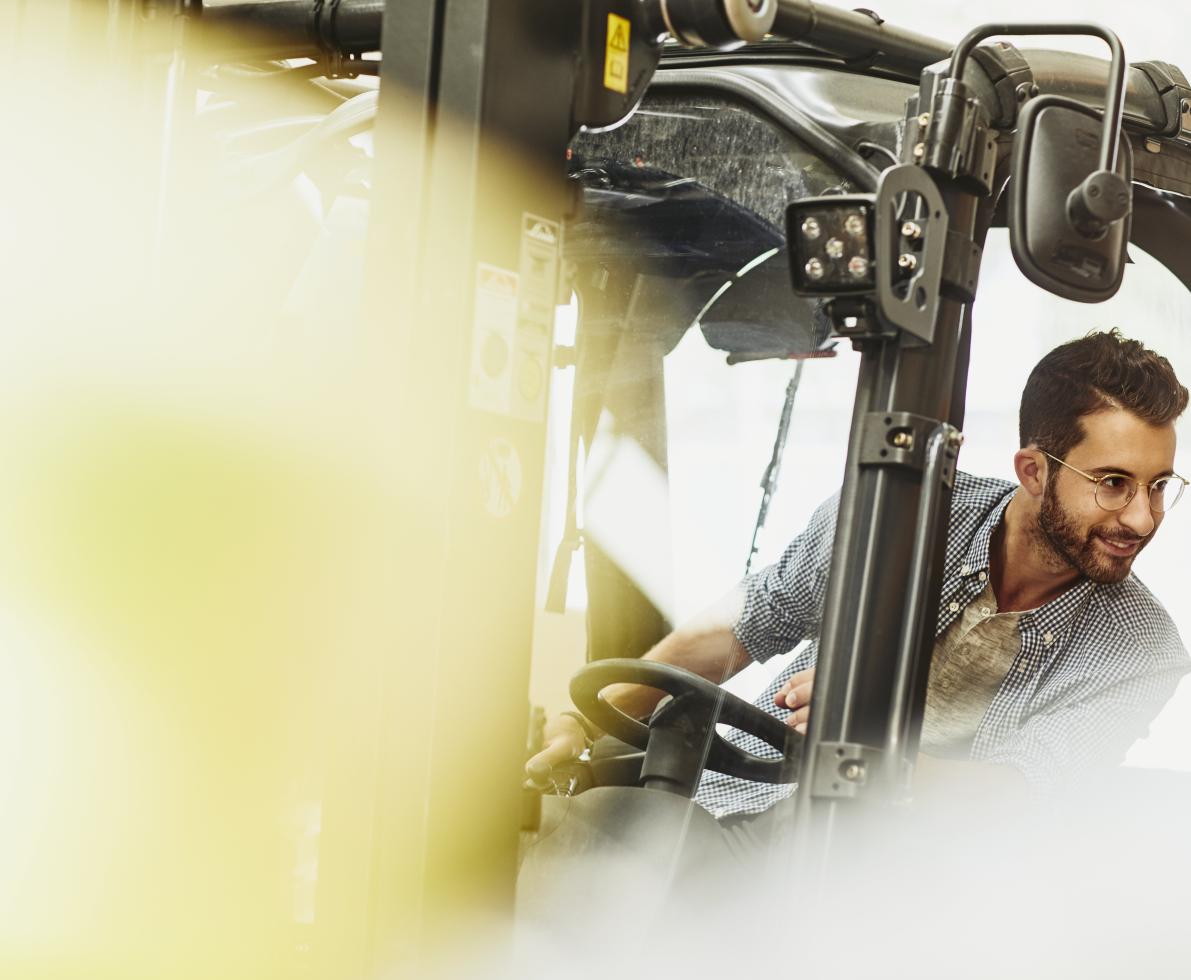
[
  {"xmin": 950, "ymin": 24, "xmax": 1126, "ymax": 173},
  {"xmin": 951, "ymin": 24, "xmax": 1132, "ymax": 245}
]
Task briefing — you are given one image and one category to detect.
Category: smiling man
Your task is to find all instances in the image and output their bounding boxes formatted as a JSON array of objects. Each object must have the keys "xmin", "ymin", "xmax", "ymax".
[{"xmin": 529, "ymin": 330, "xmax": 1190, "ymax": 818}]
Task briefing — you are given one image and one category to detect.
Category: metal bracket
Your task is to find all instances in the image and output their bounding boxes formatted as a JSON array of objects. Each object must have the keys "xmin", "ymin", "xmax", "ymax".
[
  {"xmin": 940, "ymin": 229, "xmax": 983, "ymax": 303},
  {"xmin": 1134, "ymin": 61, "xmax": 1191, "ymax": 145},
  {"xmin": 873, "ymin": 165, "xmax": 948, "ymax": 344},
  {"xmin": 810, "ymin": 741, "xmax": 884, "ymax": 800},
  {"xmin": 858, "ymin": 410, "xmax": 940, "ymax": 472},
  {"xmin": 825, "ymin": 296, "xmax": 896, "ymax": 346},
  {"xmin": 915, "ymin": 77, "xmax": 998, "ymax": 195}
]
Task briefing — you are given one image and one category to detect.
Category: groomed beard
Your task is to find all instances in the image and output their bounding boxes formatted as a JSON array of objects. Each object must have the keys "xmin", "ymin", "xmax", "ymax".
[{"xmin": 1035, "ymin": 482, "xmax": 1149, "ymax": 585}]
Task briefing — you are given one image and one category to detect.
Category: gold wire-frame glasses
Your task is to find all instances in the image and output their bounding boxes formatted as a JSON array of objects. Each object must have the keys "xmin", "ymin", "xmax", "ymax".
[{"xmin": 1040, "ymin": 450, "xmax": 1189, "ymax": 513}]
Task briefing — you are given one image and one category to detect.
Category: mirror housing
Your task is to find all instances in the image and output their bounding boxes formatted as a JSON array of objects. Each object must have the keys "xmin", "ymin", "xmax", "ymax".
[{"xmin": 1009, "ymin": 95, "xmax": 1133, "ymax": 303}]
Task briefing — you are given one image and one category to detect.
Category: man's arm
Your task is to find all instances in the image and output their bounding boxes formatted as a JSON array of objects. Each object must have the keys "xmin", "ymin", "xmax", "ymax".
[
  {"xmin": 526, "ymin": 491, "xmax": 840, "ymax": 782},
  {"xmin": 975, "ymin": 666, "xmax": 1187, "ymax": 789},
  {"xmin": 525, "ymin": 587, "xmax": 751, "ymax": 780}
]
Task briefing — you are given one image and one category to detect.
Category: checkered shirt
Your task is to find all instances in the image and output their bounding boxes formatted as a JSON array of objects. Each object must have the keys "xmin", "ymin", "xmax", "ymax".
[{"xmin": 694, "ymin": 472, "xmax": 1190, "ymax": 818}]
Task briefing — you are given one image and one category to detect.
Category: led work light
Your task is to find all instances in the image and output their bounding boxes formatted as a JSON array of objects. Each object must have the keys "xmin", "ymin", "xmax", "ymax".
[
  {"xmin": 783, "ymin": 165, "xmax": 949, "ymax": 345},
  {"xmin": 787, "ymin": 196, "xmax": 876, "ymax": 295}
]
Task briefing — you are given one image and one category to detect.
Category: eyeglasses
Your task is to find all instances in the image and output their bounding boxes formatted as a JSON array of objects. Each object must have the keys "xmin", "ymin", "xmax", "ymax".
[{"xmin": 1040, "ymin": 450, "xmax": 1189, "ymax": 513}]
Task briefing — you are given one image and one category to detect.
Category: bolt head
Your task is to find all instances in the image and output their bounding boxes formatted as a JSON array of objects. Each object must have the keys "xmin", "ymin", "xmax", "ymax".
[
  {"xmin": 913, "ymin": 142, "xmax": 926, "ymax": 158},
  {"xmin": 901, "ymin": 221, "xmax": 922, "ymax": 239},
  {"xmin": 917, "ymin": 112, "xmax": 930, "ymax": 127},
  {"xmin": 898, "ymin": 253, "xmax": 917, "ymax": 270}
]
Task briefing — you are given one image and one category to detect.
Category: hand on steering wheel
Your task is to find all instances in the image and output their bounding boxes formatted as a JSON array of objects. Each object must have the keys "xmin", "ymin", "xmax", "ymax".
[{"xmin": 570, "ymin": 659, "xmax": 802, "ymax": 785}]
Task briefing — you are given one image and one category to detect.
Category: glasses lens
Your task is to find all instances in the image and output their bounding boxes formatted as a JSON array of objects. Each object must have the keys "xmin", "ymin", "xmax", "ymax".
[
  {"xmin": 1095, "ymin": 476, "xmax": 1133, "ymax": 511},
  {"xmin": 1151, "ymin": 477, "xmax": 1185, "ymax": 513}
]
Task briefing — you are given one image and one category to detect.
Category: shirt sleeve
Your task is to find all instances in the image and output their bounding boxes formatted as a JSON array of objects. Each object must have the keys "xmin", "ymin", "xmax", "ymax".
[
  {"xmin": 976, "ymin": 662, "xmax": 1189, "ymax": 788},
  {"xmin": 733, "ymin": 492, "xmax": 839, "ymax": 664}
]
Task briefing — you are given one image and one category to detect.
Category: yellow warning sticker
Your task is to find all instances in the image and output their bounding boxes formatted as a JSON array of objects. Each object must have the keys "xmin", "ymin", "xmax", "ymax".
[{"xmin": 604, "ymin": 13, "xmax": 630, "ymax": 95}]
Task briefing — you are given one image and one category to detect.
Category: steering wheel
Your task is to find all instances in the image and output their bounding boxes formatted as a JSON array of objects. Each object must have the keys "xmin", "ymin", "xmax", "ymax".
[{"xmin": 570, "ymin": 659, "xmax": 802, "ymax": 785}]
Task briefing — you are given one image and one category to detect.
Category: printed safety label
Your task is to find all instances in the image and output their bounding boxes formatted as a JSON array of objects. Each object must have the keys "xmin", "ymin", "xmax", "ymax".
[{"xmin": 604, "ymin": 13, "xmax": 630, "ymax": 95}]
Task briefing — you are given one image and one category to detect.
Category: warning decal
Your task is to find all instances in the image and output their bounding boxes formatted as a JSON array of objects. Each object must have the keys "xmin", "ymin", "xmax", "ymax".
[
  {"xmin": 479, "ymin": 437, "xmax": 523, "ymax": 519},
  {"xmin": 604, "ymin": 14, "xmax": 630, "ymax": 95},
  {"xmin": 468, "ymin": 263, "xmax": 519, "ymax": 416}
]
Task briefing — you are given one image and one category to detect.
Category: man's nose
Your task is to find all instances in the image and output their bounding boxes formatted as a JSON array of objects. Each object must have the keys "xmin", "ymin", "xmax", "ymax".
[{"xmin": 1118, "ymin": 485, "xmax": 1157, "ymax": 537}]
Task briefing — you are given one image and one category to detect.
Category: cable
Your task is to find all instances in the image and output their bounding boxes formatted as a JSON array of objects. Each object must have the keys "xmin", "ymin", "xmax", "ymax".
[{"xmin": 855, "ymin": 139, "xmax": 899, "ymax": 168}]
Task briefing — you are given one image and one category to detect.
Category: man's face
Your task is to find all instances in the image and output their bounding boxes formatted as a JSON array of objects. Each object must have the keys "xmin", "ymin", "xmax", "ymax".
[{"xmin": 1036, "ymin": 408, "xmax": 1177, "ymax": 585}]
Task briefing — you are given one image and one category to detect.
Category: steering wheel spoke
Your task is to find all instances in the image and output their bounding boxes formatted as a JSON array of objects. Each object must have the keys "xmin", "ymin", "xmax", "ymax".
[{"xmin": 569, "ymin": 659, "xmax": 803, "ymax": 789}]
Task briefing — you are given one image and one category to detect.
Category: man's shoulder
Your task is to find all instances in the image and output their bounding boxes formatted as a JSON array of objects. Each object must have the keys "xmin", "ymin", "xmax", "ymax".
[
  {"xmin": 952, "ymin": 471, "xmax": 1016, "ymax": 505},
  {"xmin": 1090, "ymin": 574, "xmax": 1187, "ymax": 661},
  {"xmin": 949, "ymin": 471, "xmax": 1016, "ymax": 524}
]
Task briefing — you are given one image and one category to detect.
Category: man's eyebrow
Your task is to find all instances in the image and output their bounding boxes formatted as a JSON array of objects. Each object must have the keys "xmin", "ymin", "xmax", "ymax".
[{"xmin": 1088, "ymin": 465, "xmax": 1177, "ymax": 479}]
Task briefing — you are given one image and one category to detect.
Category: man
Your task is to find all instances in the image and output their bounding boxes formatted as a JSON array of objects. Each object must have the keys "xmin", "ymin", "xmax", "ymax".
[{"xmin": 527, "ymin": 330, "xmax": 1190, "ymax": 819}]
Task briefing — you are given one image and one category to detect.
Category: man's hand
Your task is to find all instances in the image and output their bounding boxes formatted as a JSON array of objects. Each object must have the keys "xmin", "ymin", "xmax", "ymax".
[
  {"xmin": 524, "ymin": 585, "xmax": 752, "ymax": 787},
  {"xmin": 524, "ymin": 714, "xmax": 589, "ymax": 787},
  {"xmin": 774, "ymin": 666, "xmax": 815, "ymax": 734}
]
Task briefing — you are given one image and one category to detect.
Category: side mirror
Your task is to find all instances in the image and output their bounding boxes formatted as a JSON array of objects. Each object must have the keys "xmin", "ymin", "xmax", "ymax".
[{"xmin": 1009, "ymin": 95, "xmax": 1133, "ymax": 303}]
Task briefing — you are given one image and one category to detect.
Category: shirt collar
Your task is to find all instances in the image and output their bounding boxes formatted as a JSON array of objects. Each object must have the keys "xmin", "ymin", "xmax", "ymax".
[
  {"xmin": 957, "ymin": 487, "xmax": 1013, "ymax": 580},
  {"xmin": 953, "ymin": 485, "xmax": 1099, "ymax": 634}
]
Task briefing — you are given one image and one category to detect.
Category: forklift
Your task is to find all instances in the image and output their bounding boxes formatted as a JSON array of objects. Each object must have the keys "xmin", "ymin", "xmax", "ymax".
[{"xmin": 19, "ymin": 1, "xmax": 1191, "ymax": 975}]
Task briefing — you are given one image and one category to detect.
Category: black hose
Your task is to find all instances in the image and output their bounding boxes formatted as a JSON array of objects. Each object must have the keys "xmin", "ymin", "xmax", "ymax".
[{"xmin": 195, "ymin": 0, "xmax": 383, "ymax": 61}]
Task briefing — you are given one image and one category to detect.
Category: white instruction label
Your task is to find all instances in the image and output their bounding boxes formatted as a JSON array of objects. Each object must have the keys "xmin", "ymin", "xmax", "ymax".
[{"xmin": 468, "ymin": 264, "xmax": 520, "ymax": 416}]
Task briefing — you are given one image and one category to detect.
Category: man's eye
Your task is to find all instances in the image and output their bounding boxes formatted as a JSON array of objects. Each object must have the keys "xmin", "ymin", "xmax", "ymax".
[{"xmin": 1101, "ymin": 475, "xmax": 1130, "ymax": 490}]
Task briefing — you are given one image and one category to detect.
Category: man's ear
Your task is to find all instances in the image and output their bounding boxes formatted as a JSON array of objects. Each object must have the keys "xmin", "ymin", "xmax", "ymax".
[{"xmin": 1015, "ymin": 446, "xmax": 1047, "ymax": 498}]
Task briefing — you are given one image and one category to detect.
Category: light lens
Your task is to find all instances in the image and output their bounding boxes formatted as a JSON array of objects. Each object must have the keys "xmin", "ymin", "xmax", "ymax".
[
  {"xmin": 844, "ymin": 213, "xmax": 866, "ymax": 236},
  {"xmin": 825, "ymin": 238, "xmax": 844, "ymax": 259},
  {"xmin": 805, "ymin": 258, "xmax": 825, "ymax": 280},
  {"xmin": 801, "ymin": 217, "xmax": 822, "ymax": 240},
  {"xmin": 848, "ymin": 256, "xmax": 870, "ymax": 279}
]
